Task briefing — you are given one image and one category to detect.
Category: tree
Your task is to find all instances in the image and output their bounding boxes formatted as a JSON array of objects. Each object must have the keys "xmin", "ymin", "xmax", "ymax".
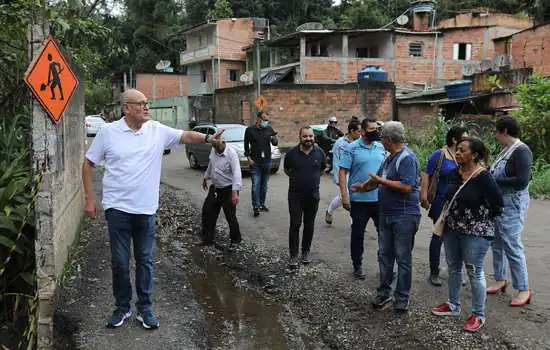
[
  {"xmin": 513, "ymin": 75, "xmax": 550, "ymax": 162},
  {"xmin": 207, "ymin": 0, "xmax": 234, "ymax": 21},
  {"xmin": 337, "ymin": 0, "xmax": 390, "ymax": 29}
]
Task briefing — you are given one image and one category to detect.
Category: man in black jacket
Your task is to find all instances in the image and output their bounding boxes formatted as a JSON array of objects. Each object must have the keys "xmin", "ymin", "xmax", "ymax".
[
  {"xmin": 244, "ymin": 111, "xmax": 278, "ymax": 217},
  {"xmin": 321, "ymin": 116, "xmax": 344, "ymax": 173}
]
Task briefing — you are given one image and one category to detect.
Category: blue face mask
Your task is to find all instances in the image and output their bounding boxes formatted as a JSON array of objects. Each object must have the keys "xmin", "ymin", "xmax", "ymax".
[{"xmin": 260, "ymin": 120, "xmax": 269, "ymax": 129}]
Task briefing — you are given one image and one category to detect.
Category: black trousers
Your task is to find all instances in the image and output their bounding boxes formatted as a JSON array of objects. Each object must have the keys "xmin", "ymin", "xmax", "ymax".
[
  {"xmin": 201, "ymin": 185, "xmax": 241, "ymax": 244},
  {"xmin": 288, "ymin": 193, "xmax": 319, "ymax": 258},
  {"xmin": 350, "ymin": 201, "xmax": 380, "ymax": 268}
]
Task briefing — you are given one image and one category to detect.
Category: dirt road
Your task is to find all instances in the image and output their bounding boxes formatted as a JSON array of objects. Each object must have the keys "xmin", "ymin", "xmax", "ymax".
[{"xmin": 160, "ymin": 147, "xmax": 550, "ymax": 348}]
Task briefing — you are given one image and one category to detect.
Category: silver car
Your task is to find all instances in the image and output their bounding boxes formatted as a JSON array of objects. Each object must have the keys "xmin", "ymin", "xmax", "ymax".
[
  {"xmin": 85, "ymin": 115, "xmax": 106, "ymax": 137},
  {"xmin": 186, "ymin": 123, "xmax": 281, "ymax": 173}
]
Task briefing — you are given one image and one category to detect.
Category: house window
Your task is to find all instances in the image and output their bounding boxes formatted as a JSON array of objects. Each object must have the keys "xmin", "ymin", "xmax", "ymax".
[
  {"xmin": 310, "ymin": 43, "xmax": 328, "ymax": 57},
  {"xmin": 356, "ymin": 47, "xmax": 379, "ymax": 58},
  {"xmin": 228, "ymin": 69, "xmax": 239, "ymax": 82},
  {"xmin": 201, "ymin": 70, "xmax": 207, "ymax": 83},
  {"xmin": 453, "ymin": 43, "xmax": 472, "ymax": 60},
  {"xmin": 409, "ymin": 43, "xmax": 423, "ymax": 57}
]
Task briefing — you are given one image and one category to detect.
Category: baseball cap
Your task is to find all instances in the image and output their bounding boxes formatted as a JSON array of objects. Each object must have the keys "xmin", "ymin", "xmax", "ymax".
[{"xmin": 328, "ymin": 116, "xmax": 338, "ymax": 123}]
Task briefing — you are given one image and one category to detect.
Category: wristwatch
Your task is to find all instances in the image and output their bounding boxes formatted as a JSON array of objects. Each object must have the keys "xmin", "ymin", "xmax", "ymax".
[{"xmin": 205, "ymin": 133, "xmax": 211, "ymax": 143}]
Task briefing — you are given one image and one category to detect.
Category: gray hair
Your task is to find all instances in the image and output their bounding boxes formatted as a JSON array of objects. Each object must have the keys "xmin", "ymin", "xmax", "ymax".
[{"xmin": 381, "ymin": 121, "xmax": 406, "ymax": 143}]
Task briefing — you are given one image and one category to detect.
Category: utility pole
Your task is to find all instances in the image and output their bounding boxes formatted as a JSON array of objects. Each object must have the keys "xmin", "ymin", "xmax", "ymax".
[{"xmin": 254, "ymin": 38, "xmax": 261, "ymax": 98}]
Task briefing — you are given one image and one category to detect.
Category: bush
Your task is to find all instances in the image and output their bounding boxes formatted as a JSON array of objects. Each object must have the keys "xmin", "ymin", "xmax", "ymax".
[{"xmin": 407, "ymin": 115, "xmax": 549, "ymax": 197}]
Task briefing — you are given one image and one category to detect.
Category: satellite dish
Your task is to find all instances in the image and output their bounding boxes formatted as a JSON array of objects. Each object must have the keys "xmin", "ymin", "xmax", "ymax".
[
  {"xmin": 396, "ymin": 15, "xmax": 409, "ymax": 26},
  {"xmin": 155, "ymin": 60, "xmax": 171, "ymax": 71},
  {"xmin": 296, "ymin": 22, "xmax": 324, "ymax": 32},
  {"xmin": 240, "ymin": 74, "xmax": 250, "ymax": 82}
]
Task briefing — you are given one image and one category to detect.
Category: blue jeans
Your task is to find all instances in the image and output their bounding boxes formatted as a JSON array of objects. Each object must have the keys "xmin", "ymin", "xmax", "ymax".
[
  {"xmin": 377, "ymin": 214, "xmax": 420, "ymax": 303},
  {"xmin": 250, "ymin": 161, "xmax": 271, "ymax": 209},
  {"xmin": 492, "ymin": 190, "xmax": 530, "ymax": 291},
  {"xmin": 444, "ymin": 230, "xmax": 491, "ymax": 319},
  {"xmin": 105, "ymin": 208, "xmax": 155, "ymax": 313}
]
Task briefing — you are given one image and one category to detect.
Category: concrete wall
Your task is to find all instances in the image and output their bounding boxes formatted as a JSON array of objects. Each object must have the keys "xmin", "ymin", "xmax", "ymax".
[
  {"xmin": 215, "ymin": 82, "xmax": 395, "ymax": 145},
  {"xmin": 136, "ymin": 73, "xmax": 189, "ymax": 99},
  {"xmin": 188, "ymin": 62, "xmax": 214, "ymax": 96},
  {"xmin": 31, "ymin": 25, "xmax": 85, "ymax": 348},
  {"xmin": 149, "ymin": 96, "xmax": 189, "ymax": 129},
  {"xmin": 437, "ymin": 12, "xmax": 533, "ymax": 30},
  {"xmin": 397, "ymin": 103, "xmax": 438, "ymax": 133}
]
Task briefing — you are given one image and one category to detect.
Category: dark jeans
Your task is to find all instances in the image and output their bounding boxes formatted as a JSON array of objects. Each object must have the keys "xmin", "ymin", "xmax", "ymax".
[
  {"xmin": 201, "ymin": 185, "xmax": 241, "ymax": 244},
  {"xmin": 105, "ymin": 208, "xmax": 155, "ymax": 313},
  {"xmin": 250, "ymin": 161, "xmax": 271, "ymax": 210},
  {"xmin": 350, "ymin": 201, "xmax": 380, "ymax": 268},
  {"xmin": 377, "ymin": 214, "xmax": 420, "ymax": 303},
  {"xmin": 429, "ymin": 231, "xmax": 443, "ymax": 276},
  {"xmin": 288, "ymin": 194, "xmax": 319, "ymax": 258}
]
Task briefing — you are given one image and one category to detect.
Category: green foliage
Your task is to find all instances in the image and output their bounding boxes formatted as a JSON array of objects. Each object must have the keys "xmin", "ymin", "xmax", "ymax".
[
  {"xmin": 513, "ymin": 75, "xmax": 550, "ymax": 162},
  {"xmin": 85, "ymin": 77, "xmax": 113, "ymax": 115},
  {"xmin": 337, "ymin": 0, "xmax": 391, "ymax": 29},
  {"xmin": 208, "ymin": 0, "xmax": 234, "ymax": 21}
]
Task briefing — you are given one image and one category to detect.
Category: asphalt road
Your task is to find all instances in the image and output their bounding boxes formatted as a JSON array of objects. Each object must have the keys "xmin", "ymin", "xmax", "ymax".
[{"xmin": 161, "ymin": 146, "xmax": 550, "ymax": 346}]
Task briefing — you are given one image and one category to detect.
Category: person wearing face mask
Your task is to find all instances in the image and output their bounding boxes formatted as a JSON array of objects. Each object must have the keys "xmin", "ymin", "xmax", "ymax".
[
  {"xmin": 244, "ymin": 111, "xmax": 279, "ymax": 217},
  {"xmin": 338, "ymin": 118, "xmax": 386, "ymax": 279},
  {"xmin": 352, "ymin": 121, "xmax": 421, "ymax": 313},
  {"xmin": 284, "ymin": 126, "xmax": 326, "ymax": 269},
  {"xmin": 324, "ymin": 119, "xmax": 361, "ymax": 225}
]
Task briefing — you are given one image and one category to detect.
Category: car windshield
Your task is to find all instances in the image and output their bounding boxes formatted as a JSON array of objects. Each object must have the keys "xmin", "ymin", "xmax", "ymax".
[{"xmin": 221, "ymin": 126, "xmax": 245, "ymax": 142}]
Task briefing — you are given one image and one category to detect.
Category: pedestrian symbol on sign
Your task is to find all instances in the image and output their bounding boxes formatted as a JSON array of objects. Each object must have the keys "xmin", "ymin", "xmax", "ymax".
[{"xmin": 39, "ymin": 53, "xmax": 65, "ymax": 100}]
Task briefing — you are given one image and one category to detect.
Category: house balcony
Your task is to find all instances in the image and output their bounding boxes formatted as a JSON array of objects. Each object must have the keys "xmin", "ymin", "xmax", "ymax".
[{"xmin": 180, "ymin": 45, "xmax": 217, "ymax": 65}]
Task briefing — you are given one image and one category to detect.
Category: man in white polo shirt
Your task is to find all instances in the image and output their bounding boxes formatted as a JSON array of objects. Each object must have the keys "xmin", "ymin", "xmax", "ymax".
[{"xmin": 83, "ymin": 89, "xmax": 223, "ymax": 330}]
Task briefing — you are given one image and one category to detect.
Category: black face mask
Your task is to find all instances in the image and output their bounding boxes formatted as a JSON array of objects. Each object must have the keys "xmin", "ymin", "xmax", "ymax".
[{"xmin": 364, "ymin": 131, "xmax": 380, "ymax": 142}]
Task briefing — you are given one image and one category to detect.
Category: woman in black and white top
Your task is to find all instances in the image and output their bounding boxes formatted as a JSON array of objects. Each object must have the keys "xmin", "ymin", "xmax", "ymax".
[
  {"xmin": 431, "ymin": 138, "xmax": 503, "ymax": 333},
  {"xmin": 486, "ymin": 116, "xmax": 533, "ymax": 307}
]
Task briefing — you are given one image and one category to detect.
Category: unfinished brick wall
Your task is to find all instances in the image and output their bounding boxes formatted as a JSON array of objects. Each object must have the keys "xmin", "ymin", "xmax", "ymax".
[
  {"xmin": 215, "ymin": 83, "xmax": 395, "ymax": 145},
  {"xmin": 217, "ymin": 19, "xmax": 255, "ymax": 61},
  {"xmin": 394, "ymin": 34, "xmax": 437, "ymax": 59},
  {"xmin": 438, "ymin": 13, "xmax": 533, "ymax": 30},
  {"xmin": 218, "ymin": 61, "xmax": 247, "ymax": 89},
  {"xmin": 398, "ymin": 103, "xmax": 438, "ymax": 134},
  {"xmin": 440, "ymin": 27, "xmax": 487, "ymax": 60},
  {"xmin": 507, "ymin": 24, "xmax": 550, "ymax": 77},
  {"xmin": 303, "ymin": 58, "xmax": 341, "ymax": 81},
  {"xmin": 136, "ymin": 73, "xmax": 189, "ymax": 99}
]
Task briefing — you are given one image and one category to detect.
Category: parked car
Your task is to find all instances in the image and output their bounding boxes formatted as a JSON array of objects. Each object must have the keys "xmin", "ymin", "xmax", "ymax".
[
  {"xmin": 186, "ymin": 123, "xmax": 281, "ymax": 174},
  {"xmin": 85, "ymin": 115, "xmax": 106, "ymax": 137}
]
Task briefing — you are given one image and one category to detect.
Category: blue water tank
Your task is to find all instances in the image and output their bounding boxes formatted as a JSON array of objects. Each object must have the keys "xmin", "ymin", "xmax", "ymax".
[
  {"xmin": 444, "ymin": 80, "xmax": 472, "ymax": 99},
  {"xmin": 357, "ymin": 65, "xmax": 388, "ymax": 82}
]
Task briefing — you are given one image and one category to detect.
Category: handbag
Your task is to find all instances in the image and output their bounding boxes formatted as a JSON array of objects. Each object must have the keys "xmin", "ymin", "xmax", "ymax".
[
  {"xmin": 433, "ymin": 167, "xmax": 483, "ymax": 236},
  {"xmin": 427, "ymin": 149, "xmax": 446, "ymax": 204}
]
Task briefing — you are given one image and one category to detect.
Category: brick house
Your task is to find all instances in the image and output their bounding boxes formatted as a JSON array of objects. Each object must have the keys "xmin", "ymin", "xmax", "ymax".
[
  {"xmin": 493, "ymin": 22, "xmax": 550, "ymax": 77},
  {"xmin": 242, "ymin": 11, "xmax": 532, "ymax": 87},
  {"xmin": 179, "ymin": 18, "xmax": 267, "ymax": 121}
]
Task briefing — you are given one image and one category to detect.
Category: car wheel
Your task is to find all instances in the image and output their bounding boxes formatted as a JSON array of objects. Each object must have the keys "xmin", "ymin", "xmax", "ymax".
[
  {"xmin": 188, "ymin": 153, "xmax": 200, "ymax": 169},
  {"xmin": 270, "ymin": 166, "xmax": 279, "ymax": 174}
]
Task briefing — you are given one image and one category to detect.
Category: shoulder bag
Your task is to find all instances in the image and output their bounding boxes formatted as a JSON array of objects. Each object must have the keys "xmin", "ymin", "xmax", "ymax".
[{"xmin": 433, "ymin": 167, "xmax": 483, "ymax": 236}]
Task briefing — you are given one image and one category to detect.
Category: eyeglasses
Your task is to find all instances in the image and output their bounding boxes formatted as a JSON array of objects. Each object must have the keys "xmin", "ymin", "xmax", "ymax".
[{"xmin": 126, "ymin": 101, "xmax": 150, "ymax": 109}]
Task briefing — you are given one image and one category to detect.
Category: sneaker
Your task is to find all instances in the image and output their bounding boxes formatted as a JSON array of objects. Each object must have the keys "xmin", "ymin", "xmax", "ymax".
[
  {"xmin": 463, "ymin": 315, "xmax": 485, "ymax": 332},
  {"xmin": 253, "ymin": 208, "xmax": 260, "ymax": 217},
  {"xmin": 325, "ymin": 211, "xmax": 333, "ymax": 225},
  {"xmin": 301, "ymin": 251, "xmax": 312, "ymax": 264},
  {"xmin": 136, "ymin": 310, "xmax": 160, "ymax": 329},
  {"xmin": 288, "ymin": 256, "xmax": 299, "ymax": 269},
  {"xmin": 371, "ymin": 295, "xmax": 393, "ymax": 310},
  {"xmin": 394, "ymin": 300, "xmax": 410, "ymax": 313},
  {"xmin": 106, "ymin": 309, "xmax": 132, "ymax": 328},
  {"xmin": 259, "ymin": 205, "xmax": 269, "ymax": 212},
  {"xmin": 353, "ymin": 266, "xmax": 366, "ymax": 280},
  {"xmin": 431, "ymin": 302, "xmax": 461, "ymax": 316},
  {"xmin": 429, "ymin": 274, "xmax": 442, "ymax": 286}
]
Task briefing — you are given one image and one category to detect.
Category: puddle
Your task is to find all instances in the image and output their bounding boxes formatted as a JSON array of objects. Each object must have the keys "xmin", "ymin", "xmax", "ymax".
[{"xmin": 187, "ymin": 247, "xmax": 289, "ymax": 350}]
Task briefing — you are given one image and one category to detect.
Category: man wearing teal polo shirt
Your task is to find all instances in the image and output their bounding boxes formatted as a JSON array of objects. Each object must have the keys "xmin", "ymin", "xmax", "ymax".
[{"xmin": 339, "ymin": 118, "xmax": 386, "ymax": 279}]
